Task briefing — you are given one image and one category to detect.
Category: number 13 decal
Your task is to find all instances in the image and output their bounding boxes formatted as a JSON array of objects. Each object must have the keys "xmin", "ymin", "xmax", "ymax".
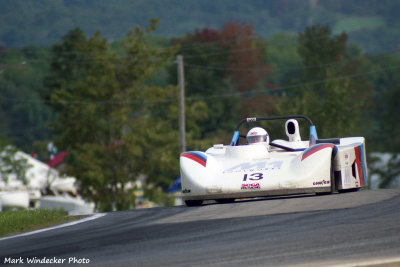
[{"xmin": 243, "ymin": 173, "xmax": 263, "ymax": 181}]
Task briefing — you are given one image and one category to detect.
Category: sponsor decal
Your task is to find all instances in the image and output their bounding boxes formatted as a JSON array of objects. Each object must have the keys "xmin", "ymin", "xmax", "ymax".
[
  {"xmin": 344, "ymin": 152, "xmax": 350, "ymax": 166},
  {"xmin": 344, "ymin": 166, "xmax": 351, "ymax": 186},
  {"xmin": 181, "ymin": 151, "xmax": 207, "ymax": 167},
  {"xmin": 182, "ymin": 188, "xmax": 191, "ymax": 194},
  {"xmin": 313, "ymin": 180, "xmax": 330, "ymax": 186},
  {"xmin": 224, "ymin": 161, "xmax": 283, "ymax": 173},
  {"xmin": 241, "ymin": 183, "xmax": 260, "ymax": 190}
]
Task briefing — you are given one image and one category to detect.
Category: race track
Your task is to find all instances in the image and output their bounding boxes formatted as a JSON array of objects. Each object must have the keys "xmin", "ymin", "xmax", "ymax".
[{"xmin": 1, "ymin": 189, "xmax": 400, "ymax": 266}]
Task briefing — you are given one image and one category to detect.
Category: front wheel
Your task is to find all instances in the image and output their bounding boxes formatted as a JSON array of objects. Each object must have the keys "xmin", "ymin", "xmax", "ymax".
[
  {"xmin": 215, "ymin": 198, "xmax": 235, "ymax": 204},
  {"xmin": 185, "ymin": 200, "xmax": 203, "ymax": 206},
  {"xmin": 317, "ymin": 163, "xmax": 336, "ymax": 195}
]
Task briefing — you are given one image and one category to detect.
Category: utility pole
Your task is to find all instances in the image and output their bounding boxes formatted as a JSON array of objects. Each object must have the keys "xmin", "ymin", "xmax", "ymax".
[{"xmin": 177, "ymin": 55, "xmax": 186, "ymax": 153}]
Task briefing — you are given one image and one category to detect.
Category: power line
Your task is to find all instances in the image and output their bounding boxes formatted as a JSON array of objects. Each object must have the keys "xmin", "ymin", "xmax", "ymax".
[
  {"xmin": 184, "ymin": 63, "xmax": 270, "ymax": 72},
  {"xmin": 177, "ymin": 47, "xmax": 265, "ymax": 59},
  {"xmin": 1, "ymin": 63, "xmax": 399, "ymax": 105},
  {"xmin": 185, "ymin": 64, "xmax": 400, "ymax": 100},
  {"xmin": 3, "ymin": 47, "xmax": 393, "ymax": 76},
  {"xmin": 183, "ymin": 57, "xmax": 363, "ymax": 72},
  {"xmin": 0, "ymin": 95, "xmax": 177, "ymax": 105},
  {"xmin": 0, "ymin": 30, "xmax": 331, "ymax": 61}
]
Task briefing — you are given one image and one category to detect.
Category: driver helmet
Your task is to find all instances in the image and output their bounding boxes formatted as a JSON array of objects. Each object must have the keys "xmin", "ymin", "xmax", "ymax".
[{"xmin": 246, "ymin": 127, "xmax": 269, "ymax": 145}]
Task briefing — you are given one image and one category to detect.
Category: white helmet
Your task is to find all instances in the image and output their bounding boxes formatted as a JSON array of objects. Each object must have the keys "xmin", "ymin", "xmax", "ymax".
[{"xmin": 247, "ymin": 127, "xmax": 269, "ymax": 145}]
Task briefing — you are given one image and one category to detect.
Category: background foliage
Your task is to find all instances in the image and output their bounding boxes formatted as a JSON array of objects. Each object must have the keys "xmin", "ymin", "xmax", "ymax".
[
  {"xmin": 0, "ymin": 0, "xmax": 399, "ymax": 54},
  {"xmin": 42, "ymin": 21, "xmax": 178, "ymax": 211}
]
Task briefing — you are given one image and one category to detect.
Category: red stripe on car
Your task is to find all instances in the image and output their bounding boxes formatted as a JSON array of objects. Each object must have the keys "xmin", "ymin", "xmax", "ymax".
[
  {"xmin": 181, "ymin": 153, "xmax": 207, "ymax": 167},
  {"xmin": 301, "ymin": 144, "xmax": 334, "ymax": 161},
  {"xmin": 354, "ymin": 146, "xmax": 363, "ymax": 187}
]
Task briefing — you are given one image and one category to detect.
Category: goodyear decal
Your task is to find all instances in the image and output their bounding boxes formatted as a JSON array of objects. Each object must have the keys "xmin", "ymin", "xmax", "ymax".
[
  {"xmin": 301, "ymin": 144, "xmax": 334, "ymax": 161},
  {"xmin": 313, "ymin": 179, "xmax": 330, "ymax": 186},
  {"xmin": 181, "ymin": 151, "xmax": 207, "ymax": 167}
]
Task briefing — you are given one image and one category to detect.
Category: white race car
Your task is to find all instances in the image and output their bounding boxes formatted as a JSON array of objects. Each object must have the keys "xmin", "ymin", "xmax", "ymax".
[{"xmin": 180, "ymin": 115, "xmax": 367, "ymax": 206}]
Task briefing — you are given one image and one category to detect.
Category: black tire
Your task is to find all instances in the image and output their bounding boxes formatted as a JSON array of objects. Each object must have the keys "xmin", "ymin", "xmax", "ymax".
[
  {"xmin": 316, "ymin": 191, "xmax": 331, "ymax": 196},
  {"xmin": 184, "ymin": 200, "xmax": 203, "ymax": 206},
  {"xmin": 317, "ymin": 160, "xmax": 336, "ymax": 196},
  {"xmin": 330, "ymin": 159, "xmax": 338, "ymax": 193},
  {"xmin": 338, "ymin": 187, "xmax": 360, "ymax": 193},
  {"xmin": 215, "ymin": 198, "xmax": 235, "ymax": 204}
]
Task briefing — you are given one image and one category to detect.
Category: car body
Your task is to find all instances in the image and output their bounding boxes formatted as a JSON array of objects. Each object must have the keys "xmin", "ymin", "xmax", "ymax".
[{"xmin": 180, "ymin": 115, "xmax": 367, "ymax": 206}]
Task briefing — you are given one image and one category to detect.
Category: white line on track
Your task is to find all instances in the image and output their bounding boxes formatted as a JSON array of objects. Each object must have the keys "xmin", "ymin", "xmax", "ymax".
[
  {"xmin": 297, "ymin": 256, "xmax": 400, "ymax": 267},
  {"xmin": 0, "ymin": 213, "xmax": 106, "ymax": 241},
  {"xmin": 331, "ymin": 257, "xmax": 400, "ymax": 267}
]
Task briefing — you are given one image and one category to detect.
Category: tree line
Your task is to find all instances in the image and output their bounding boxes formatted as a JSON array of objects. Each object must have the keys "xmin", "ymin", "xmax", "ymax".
[
  {"xmin": 1, "ymin": 0, "xmax": 399, "ymax": 54},
  {"xmin": 1, "ymin": 20, "xmax": 399, "ymax": 210}
]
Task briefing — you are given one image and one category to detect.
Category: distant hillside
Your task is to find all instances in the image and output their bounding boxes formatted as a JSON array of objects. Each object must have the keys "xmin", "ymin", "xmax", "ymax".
[{"xmin": 0, "ymin": 0, "xmax": 399, "ymax": 53}]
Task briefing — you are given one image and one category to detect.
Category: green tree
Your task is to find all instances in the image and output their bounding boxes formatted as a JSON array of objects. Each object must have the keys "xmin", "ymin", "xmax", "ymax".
[
  {"xmin": 366, "ymin": 55, "xmax": 400, "ymax": 188},
  {"xmin": 45, "ymin": 21, "xmax": 178, "ymax": 211},
  {"xmin": 169, "ymin": 21, "xmax": 270, "ymax": 148},
  {"xmin": 0, "ymin": 144, "xmax": 32, "ymax": 186},
  {"xmin": 274, "ymin": 25, "xmax": 368, "ymax": 138},
  {"xmin": 365, "ymin": 54, "xmax": 400, "ymax": 152},
  {"xmin": 0, "ymin": 46, "xmax": 54, "ymax": 152},
  {"xmin": 369, "ymin": 154, "xmax": 400, "ymax": 188},
  {"xmin": 265, "ymin": 33, "xmax": 301, "ymax": 87}
]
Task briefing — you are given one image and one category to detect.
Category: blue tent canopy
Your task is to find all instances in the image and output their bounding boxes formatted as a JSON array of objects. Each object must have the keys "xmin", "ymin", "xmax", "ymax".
[{"xmin": 167, "ymin": 177, "xmax": 181, "ymax": 193}]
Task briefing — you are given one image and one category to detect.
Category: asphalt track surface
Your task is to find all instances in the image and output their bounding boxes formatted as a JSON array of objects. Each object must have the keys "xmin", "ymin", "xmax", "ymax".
[{"xmin": 1, "ymin": 189, "xmax": 400, "ymax": 267}]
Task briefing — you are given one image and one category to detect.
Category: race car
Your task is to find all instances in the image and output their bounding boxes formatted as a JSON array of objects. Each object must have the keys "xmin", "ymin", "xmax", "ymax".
[{"xmin": 180, "ymin": 115, "xmax": 367, "ymax": 206}]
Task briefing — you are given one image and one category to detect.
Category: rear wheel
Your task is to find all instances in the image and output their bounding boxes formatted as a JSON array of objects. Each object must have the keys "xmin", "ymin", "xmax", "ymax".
[{"xmin": 184, "ymin": 200, "xmax": 203, "ymax": 206}]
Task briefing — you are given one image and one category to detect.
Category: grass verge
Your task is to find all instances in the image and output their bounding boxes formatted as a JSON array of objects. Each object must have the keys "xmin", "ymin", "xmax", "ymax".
[{"xmin": 0, "ymin": 209, "xmax": 79, "ymax": 237}]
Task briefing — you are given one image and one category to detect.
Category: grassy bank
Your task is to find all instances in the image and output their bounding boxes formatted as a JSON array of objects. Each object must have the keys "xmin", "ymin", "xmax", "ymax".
[{"xmin": 0, "ymin": 209, "xmax": 78, "ymax": 237}]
